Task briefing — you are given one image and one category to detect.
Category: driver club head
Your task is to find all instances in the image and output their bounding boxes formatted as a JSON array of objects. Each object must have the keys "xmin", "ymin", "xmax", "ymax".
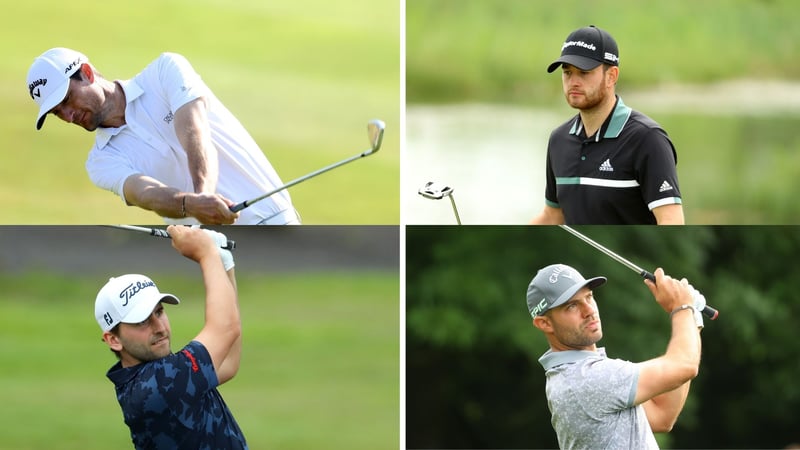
[{"xmin": 367, "ymin": 119, "xmax": 386, "ymax": 153}]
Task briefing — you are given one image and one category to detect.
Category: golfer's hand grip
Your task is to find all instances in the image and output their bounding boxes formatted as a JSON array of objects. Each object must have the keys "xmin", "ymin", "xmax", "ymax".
[
  {"xmin": 642, "ymin": 270, "xmax": 719, "ymax": 320},
  {"xmin": 229, "ymin": 202, "xmax": 246, "ymax": 213}
]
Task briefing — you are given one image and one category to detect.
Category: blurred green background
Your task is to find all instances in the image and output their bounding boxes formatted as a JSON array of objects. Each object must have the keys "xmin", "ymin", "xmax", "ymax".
[
  {"xmin": 406, "ymin": 225, "xmax": 800, "ymax": 449},
  {"xmin": 2, "ymin": 0, "xmax": 399, "ymax": 224},
  {"xmin": 0, "ymin": 226, "xmax": 399, "ymax": 449},
  {"xmin": 405, "ymin": 0, "xmax": 800, "ymax": 224}
]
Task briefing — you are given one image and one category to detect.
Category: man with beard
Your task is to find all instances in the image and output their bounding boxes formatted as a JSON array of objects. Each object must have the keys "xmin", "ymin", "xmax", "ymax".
[
  {"xmin": 527, "ymin": 264, "xmax": 703, "ymax": 449},
  {"xmin": 27, "ymin": 48, "xmax": 298, "ymax": 225},
  {"xmin": 530, "ymin": 26, "xmax": 684, "ymax": 224},
  {"xmin": 95, "ymin": 226, "xmax": 247, "ymax": 449}
]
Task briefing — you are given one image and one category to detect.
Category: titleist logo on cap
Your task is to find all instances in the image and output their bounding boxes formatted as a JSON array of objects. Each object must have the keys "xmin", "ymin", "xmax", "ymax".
[{"xmin": 119, "ymin": 280, "xmax": 156, "ymax": 306}]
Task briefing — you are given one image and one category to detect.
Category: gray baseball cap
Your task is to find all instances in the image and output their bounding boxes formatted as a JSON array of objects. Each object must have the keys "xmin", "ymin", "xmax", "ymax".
[{"xmin": 526, "ymin": 264, "xmax": 606, "ymax": 317}]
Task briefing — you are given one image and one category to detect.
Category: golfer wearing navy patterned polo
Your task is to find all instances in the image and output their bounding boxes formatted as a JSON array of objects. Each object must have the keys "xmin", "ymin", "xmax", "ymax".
[{"xmin": 95, "ymin": 226, "xmax": 246, "ymax": 449}]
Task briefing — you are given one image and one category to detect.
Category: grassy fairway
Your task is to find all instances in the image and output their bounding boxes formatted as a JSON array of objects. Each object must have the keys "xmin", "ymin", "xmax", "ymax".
[
  {"xmin": 2, "ymin": 0, "xmax": 399, "ymax": 224},
  {"xmin": 0, "ymin": 271, "xmax": 399, "ymax": 449}
]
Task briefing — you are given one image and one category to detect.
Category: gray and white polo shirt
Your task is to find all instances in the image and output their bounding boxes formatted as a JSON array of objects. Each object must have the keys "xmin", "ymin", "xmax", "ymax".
[{"xmin": 538, "ymin": 347, "xmax": 658, "ymax": 449}]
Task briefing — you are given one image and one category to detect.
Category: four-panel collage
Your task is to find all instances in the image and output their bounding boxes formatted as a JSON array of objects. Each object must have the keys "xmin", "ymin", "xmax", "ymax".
[{"xmin": 2, "ymin": 0, "xmax": 799, "ymax": 449}]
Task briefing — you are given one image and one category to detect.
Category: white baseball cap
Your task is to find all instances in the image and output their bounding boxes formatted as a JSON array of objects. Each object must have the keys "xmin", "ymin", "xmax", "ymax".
[
  {"xmin": 26, "ymin": 47, "xmax": 89, "ymax": 130},
  {"xmin": 95, "ymin": 274, "xmax": 180, "ymax": 332}
]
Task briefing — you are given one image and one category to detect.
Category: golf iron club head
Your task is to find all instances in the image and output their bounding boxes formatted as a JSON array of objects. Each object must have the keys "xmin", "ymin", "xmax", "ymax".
[
  {"xmin": 418, "ymin": 181, "xmax": 461, "ymax": 224},
  {"xmin": 367, "ymin": 119, "xmax": 386, "ymax": 155}
]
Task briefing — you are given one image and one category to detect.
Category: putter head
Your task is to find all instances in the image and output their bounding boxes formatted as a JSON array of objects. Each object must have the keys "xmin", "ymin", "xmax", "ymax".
[
  {"xmin": 367, "ymin": 119, "xmax": 385, "ymax": 154},
  {"xmin": 418, "ymin": 181, "xmax": 454, "ymax": 200}
]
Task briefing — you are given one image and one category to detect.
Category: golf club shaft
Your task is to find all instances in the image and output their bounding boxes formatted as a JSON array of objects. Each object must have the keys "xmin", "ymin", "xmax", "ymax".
[
  {"xmin": 231, "ymin": 119, "xmax": 385, "ymax": 213},
  {"xmin": 230, "ymin": 150, "xmax": 370, "ymax": 213},
  {"xmin": 106, "ymin": 225, "xmax": 236, "ymax": 251},
  {"xmin": 559, "ymin": 225, "xmax": 718, "ymax": 320},
  {"xmin": 449, "ymin": 196, "xmax": 461, "ymax": 225}
]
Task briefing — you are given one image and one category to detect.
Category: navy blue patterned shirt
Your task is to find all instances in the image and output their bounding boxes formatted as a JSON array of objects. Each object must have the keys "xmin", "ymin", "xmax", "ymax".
[{"xmin": 107, "ymin": 340, "xmax": 247, "ymax": 449}]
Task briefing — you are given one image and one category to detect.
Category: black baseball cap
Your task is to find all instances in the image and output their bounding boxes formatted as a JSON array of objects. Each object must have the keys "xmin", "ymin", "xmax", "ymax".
[{"xmin": 547, "ymin": 25, "xmax": 619, "ymax": 73}]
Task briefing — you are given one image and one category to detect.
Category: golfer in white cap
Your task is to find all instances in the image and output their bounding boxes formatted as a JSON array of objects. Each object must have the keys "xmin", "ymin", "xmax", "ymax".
[
  {"xmin": 27, "ymin": 48, "xmax": 299, "ymax": 225},
  {"xmin": 527, "ymin": 264, "xmax": 704, "ymax": 449},
  {"xmin": 96, "ymin": 226, "xmax": 246, "ymax": 449}
]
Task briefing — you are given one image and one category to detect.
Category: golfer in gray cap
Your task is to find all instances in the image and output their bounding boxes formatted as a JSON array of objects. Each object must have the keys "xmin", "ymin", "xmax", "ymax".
[{"xmin": 527, "ymin": 264, "xmax": 704, "ymax": 449}]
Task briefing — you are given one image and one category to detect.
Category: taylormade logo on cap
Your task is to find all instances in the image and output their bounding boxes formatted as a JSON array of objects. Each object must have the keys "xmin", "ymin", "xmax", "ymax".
[
  {"xmin": 94, "ymin": 274, "xmax": 180, "ymax": 332},
  {"xmin": 26, "ymin": 47, "xmax": 89, "ymax": 130},
  {"xmin": 547, "ymin": 25, "xmax": 620, "ymax": 73},
  {"xmin": 526, "ymin": 264, "xmax": 607, "ymax": 317}
]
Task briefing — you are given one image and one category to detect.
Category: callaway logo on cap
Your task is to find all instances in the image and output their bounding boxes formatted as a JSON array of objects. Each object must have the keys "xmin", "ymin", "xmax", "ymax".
[
  {"xmin": 94, "ymin": 274, "xmax": 180, "ymax": 332},
  {"xmin": 26, "ymin": 47, "xmax": 89, "ymax": 130},
  {"xmin": 547, "ymin": 25, "xmax": 619, "ymax": 73},
  {"xmin": 526, "ymin": 264, "xmax": 607, "ymax": 317}
]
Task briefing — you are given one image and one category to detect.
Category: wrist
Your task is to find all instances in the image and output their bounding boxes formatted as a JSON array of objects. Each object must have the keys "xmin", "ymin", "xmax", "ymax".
[{"xmin": 670, "ymin": 304, "xmax": 695, "ymax": 318}]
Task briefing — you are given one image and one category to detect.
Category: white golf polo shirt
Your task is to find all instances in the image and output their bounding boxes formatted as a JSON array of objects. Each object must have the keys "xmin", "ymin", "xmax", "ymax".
[{"xmin": 86, "ymin": 52, "xmax": 298, "ymax": 225}]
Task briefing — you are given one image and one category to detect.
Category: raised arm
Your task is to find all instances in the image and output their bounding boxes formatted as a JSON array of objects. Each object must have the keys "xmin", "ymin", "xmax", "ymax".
[
  {"xmin": 167, "ymin": 225, "xmax": 241, "ymax": 384},
  {"xmin": 634, "ymin": 268, "xmax": 701, "ymax": 432}
]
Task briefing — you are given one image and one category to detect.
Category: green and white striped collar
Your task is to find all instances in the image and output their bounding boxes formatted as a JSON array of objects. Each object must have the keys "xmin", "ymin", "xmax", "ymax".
[{"xmin": 569, "ymin": 96, "xmax": 632, "ymax": 141}]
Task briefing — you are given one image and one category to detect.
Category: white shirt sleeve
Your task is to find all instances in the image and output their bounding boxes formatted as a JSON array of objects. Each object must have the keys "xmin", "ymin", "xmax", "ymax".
[
  {"xmin": 156, "ymin": 52, "xmax": 209, "ymax": 112},
  {"xmin": 85, "ymin": 141, "xmax": 140, "ymax": 204}
]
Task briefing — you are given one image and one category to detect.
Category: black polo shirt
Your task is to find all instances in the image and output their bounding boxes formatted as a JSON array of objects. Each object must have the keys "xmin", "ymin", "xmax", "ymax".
[{"xmin": 543, "ymin": 96, "xmax": 681, "ymax": 224}]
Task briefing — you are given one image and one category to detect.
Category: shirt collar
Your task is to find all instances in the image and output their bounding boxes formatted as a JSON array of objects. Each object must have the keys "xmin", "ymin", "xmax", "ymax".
[
  {"xmin": 94, "ymin": 79, "xmax": 144, "ymax": 149},
  {"xmin": 568, "ymin": 96, "xmax": 632, "ymax": 141},
  {"xmin": 538, "ymin": 347, "xmax": 608, "ymax": 371},
  {"xmin": 106, "ymin": 360, "xmax": 143, "ymax": 386}
]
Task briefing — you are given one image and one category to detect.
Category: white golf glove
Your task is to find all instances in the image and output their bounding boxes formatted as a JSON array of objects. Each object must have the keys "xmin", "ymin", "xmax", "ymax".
[
  {"xmin": 688, "ymin": 284, "xmax": 705, "ymax": 330},
  {"xmin": 201, "ymin": 228, "xmax": 235, "ymax": 271}
]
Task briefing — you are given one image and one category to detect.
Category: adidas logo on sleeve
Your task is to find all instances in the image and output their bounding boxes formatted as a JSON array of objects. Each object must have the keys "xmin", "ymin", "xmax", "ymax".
[{"xmin": 659, "ymin": 180, "xmax": 674, "ymax": 192}]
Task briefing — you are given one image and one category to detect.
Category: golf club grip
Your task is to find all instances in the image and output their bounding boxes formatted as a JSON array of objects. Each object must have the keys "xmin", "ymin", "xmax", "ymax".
[
  {"xmin": 641, "ymin": 270, "xmax": 718, "ymax": 320},
  {"xmin": 229, "ymin": 202, "xmax": 247, "ymax": 213},
  {"xmin": 159, "ymin": 228, "xmax": 236, "ymax": 251}
]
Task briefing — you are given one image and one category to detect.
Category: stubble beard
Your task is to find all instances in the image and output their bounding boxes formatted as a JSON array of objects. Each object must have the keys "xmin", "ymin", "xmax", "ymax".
[
  {"xmin": 555, "ymin": 320, "xmax": 603, "ymax": 349},
  {"xmin": 122, "ymin": 334, "xmax": 172, "ymax": 363}
]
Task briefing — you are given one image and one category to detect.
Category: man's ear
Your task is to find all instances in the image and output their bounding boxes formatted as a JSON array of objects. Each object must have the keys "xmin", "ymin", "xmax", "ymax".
[
  {"xmin": 80, "ymin": 63, "xmax": 95, "ymax": 83},
  {"xmin": 102, "ymin": 330, "xmax": 123, "ymax": 352},
  {"xmin": 533, "ymin": 315, "xmax": 553, "ymax": 333},
  {"xmin": 606, "ymin": 66, "xmax": 619, "ymax": 87}
]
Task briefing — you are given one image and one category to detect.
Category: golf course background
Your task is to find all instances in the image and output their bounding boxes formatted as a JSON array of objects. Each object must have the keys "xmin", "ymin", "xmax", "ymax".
[
  {"xmin": 405, "ymin": 0, "xmax": 800, "ymax": 224},
  {"xmin": 0, "ymin": 227, "xmax": 399, "ymax": 449},
  {"xmin": 1, "ymin": 0, "xmax": 399, "ymax": 224}
]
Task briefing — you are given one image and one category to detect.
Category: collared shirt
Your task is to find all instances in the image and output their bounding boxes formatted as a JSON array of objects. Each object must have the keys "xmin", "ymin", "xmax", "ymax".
[
  {"xmin": 538, "ymin": 347, "xmax": 658, "ymax": 450},
  {"xmin": 544, "ymin": 96, "xmax": 681, "ymax": 224},
  {"xmin": 85, "ymin": 52, "xmax": 297, "ymax": 225},
  {"xmin": 107, "ymin": 340, "xmax": 247, "ymax": 450}
]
